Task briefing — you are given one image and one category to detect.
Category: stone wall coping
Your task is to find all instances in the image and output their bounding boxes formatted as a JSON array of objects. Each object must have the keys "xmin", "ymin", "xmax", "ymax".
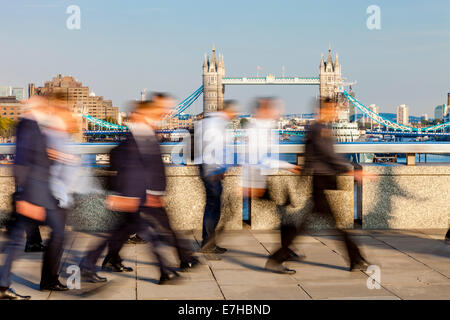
[{"xmin": 360, "ymin": 163, "xmax": 450, "ymax": 175}]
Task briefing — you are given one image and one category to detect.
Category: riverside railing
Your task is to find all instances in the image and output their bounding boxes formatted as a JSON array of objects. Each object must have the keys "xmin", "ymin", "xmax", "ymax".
[{"xmin": 1, "ymin": 142, "xmax": 450, "ymax": 166}]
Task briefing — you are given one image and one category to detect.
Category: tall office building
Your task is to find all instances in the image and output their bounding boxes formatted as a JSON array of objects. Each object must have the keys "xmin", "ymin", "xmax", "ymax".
[
  {"xmin": 12, "ymin": 87, "xmax": 25, "ymax": 101},
  {"xmin": 365, "ymin": 104, "xmax": 379, "ymax": 125},
  {"xmin": 0, "ymin": 86, "xmax": 12, "ymax": 97},
  {"xmin": 29, "ymin": 74, "xmax": 119, "ymax": 122},
  {"xmin": 434, "ymin": 104, "xmax": 448, "ymax": 120},
  {"xmin": 396, "ymin": 104, "xmax": 409, "ymax": 125}
]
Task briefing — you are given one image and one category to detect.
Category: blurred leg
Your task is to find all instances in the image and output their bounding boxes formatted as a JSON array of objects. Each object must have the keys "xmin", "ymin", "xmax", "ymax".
[
  {"xmin": 40, "ymin": 208, "xmax": 66, "ymax": 286},
  {"xmin": 201, "ymin": 176, "xmax": 222, "ymax": 249},
  {"xmin": 0, "ymin": 216, "xmax": 29, "ymax": 288}
]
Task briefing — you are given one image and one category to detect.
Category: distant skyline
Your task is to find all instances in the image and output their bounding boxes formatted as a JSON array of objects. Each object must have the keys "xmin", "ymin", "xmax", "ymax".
[{"xmin": 0, "ymin": 0, "xmax": 449, "ymax": 115}]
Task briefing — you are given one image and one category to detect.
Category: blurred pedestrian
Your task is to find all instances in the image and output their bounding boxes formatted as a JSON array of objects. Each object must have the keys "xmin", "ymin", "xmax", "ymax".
[
  {"xmin": 195, "ymin": 101, "xmax": 238, "ymax": 259},
  {"xmin": 268, "ymin": 97, "xmax": 374, "ymax": 273},
  {"xmin": 80, "ymin": 94, "xmax": 198, "ymax": 285},
  {"xmin": 0, "ymin": 92, "xmax": 77, "ymax": 299},
  {"xmin": 240, "ymin": 98, "xmax": 300, "ymax": 274}
]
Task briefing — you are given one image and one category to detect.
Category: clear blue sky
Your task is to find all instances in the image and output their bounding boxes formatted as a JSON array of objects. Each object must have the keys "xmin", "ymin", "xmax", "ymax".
[{"xmin": 1, "ymin": 0, "xmax": 449, "ymax": 116}]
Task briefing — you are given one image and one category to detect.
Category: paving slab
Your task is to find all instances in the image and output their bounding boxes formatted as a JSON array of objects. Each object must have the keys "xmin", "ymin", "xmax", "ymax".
[
  {"xmin": 0, "ymin": 229, "xmax": 448, "ymax": 300},
  {"xmin": 220, "ymin": 284, "xmax": 311, "ymax": 300}
]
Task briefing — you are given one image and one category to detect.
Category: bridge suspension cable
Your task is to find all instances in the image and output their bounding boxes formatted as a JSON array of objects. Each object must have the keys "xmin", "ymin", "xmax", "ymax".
[
  {"xmin": 82, "ymin": 86, "xmax": 204, "ymax": 130},
  {"xmin": 167, "ymin": 86, "xmax": 203, "ymax": 119},
  {"xmin": 343, "ymin": 90, "xmax": 450, "ymax": 132}
]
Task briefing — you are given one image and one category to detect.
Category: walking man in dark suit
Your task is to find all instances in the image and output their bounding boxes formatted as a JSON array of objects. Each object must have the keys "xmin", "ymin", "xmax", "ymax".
[
  {"xmin": 80, "ymin": 95, "xmax": 198, "ymax": 284},
  {"xmin": 266, "ymin": 97, "xmax": 375, "ymax": 273},
  {"xmin": 0, "ymin": 94, "xmax": 72, "ymax": 300}
]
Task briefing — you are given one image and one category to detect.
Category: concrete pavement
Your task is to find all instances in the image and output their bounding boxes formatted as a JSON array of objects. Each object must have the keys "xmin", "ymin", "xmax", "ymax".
[{"xmin": 0, "ymin": 228, "xmax": 449, "ymax": 300}]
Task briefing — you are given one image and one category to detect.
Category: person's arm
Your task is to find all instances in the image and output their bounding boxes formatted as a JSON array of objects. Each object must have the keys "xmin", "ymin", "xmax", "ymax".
[
  {"xmin": 105, "ymin": 140, "xmax": 141, "ymax": 212},
  {"xmin": 14, "ymin": 119, "xmax": 47, "ymax": 221},
  {"xmin": 13, "ymin": 120, "xmax": 35, "ymax": 187}
]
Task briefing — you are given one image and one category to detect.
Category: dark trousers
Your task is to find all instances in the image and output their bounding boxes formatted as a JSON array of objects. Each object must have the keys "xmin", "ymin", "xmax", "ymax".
[
  {"xmin": 7, "ymin": 193, "xmax": 43, "ymax": 247},
  {"xmin": 80, "ymin": 209, "xmax": 173, "ymax": 275},
  {"xmin": 141, "ymin": 207, "xmax": 193, "ymax": 263},
  {"xmin": 200, "ymin": 168, "xmax": 223, "ymax": 249},
  {"xmin": 446, "ymin": 229, "xmax": 450, "ymax": 239},
  {"xmin": 270, "ymin": 174, "xmax": 364, "ymax": 265},
  {"xmin": 106, "ymin": 207, "xmax": 193, "ymax": 264},
  {"xmin": 25, "ymin": 224, "xmax": 43, "ymax": 246},
  {"xmin": 0, "ymin": 208, "xmax": 66, "ymax": 288}
]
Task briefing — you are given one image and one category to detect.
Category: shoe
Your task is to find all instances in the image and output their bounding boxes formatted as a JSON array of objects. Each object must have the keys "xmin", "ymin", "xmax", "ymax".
[
  {"xmin": 286, "ymin": 248, "xmax": 306, "ymax": 262},
  {"xmin": 127, "ymin": 234, "xmax": 147, "ymax": 244},
  {"xmin": 0, "ymin": 288, "xmax": 31, "ymax": 300},
  {"xmin": 180, "ymin": 257, "xmax": 200, "ymax": 271},
  {"xmin": 40, "ymin": 280, "xmax": 69, "ymax": 291},
  {"xmin": 200, "ymin": 246, "xmax": 227, "ymax": 254},
  {"xmin": 81, "ymin": 270, "xmax": 108, "ymax": 283},
  {"xmin": 203, "ymin": 253, "xmax": 221, "ymax": 261},
  {"xmin": 214, "ymin": 246, "xmax": 227, "ymax": 254},
  {"xmin": 24, "ymin": 243, "xmax": 45, "ymax": 253},
  {"xmin": 159, "ymin": 271, "xmax": 181, "ymax": 285},
  {"xmin": 350, "ymin": 259, "xmax": 370, "ymax": 272},
  {"xmin": 102, "ymin": 260, "xmax": 133, "ymax": 272},
  {"xmin": 265, "ymin": 260, "xmax": 296, "ymax": 274}
]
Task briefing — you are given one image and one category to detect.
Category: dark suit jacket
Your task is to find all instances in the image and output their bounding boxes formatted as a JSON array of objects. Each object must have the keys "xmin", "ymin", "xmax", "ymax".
[
  {"xmin": 304, "ymin": 121, "xmax": 350, "ymax": 176},
  {"xmin": 109, "ymin": 132, "xmax": 166, "ymax": 205},
  {"xmin": 14, "ymin": 118, "xmax": 57, "ymax": 210}
]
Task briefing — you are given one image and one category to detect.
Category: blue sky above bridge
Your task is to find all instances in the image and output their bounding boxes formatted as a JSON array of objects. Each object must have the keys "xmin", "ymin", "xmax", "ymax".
[{"xmin": 0, "ymin": 0, "xmax": 449, "ymax": 116}]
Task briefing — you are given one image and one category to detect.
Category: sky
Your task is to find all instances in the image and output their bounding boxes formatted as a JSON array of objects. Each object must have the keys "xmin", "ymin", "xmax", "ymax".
[{"xmin": 0, "ymin": 0, "xmax": 449, "ymax": 116}]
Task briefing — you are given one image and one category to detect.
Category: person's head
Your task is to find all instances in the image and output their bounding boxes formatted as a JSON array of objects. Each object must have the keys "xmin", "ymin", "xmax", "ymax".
[
  {"xmin": 152, "ymin": 92, "xmax": 175, "ymax": 110},
  {"xmin": 44, "ymin": 91, "xmax": 69, "ymax": 110},
  {"xmin": 44, "ymin": 91, "xmax": 79, "ymax": 132},
  {"xmin": 253, "ymin": 97, "xmax": 283, "ymax": 120},
  {"xmin": 222, "ymin": 100, "xmax": 239, "ymax": 120},
  {"xmin": 318, "ymin": 97, "xmax": 338, "ymax": 123},
  {"xmin": 131, "ymin": 98, "xmax": 171, "ymax": 129}
]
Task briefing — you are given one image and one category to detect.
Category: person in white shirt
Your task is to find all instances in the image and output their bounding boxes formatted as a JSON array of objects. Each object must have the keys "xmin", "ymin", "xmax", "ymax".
[
  {"xmin": 241, "ymin": 98, "xmax": 301, "ymax": 274},
  {"xmin": 194, "ymin": 101, "xmax": 238, "ymax": 258}
]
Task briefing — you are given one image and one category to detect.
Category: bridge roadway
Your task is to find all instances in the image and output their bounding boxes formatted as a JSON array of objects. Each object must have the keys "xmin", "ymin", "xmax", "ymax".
[
  {"xmin": 0, "ymin": 228, "xmax": 448, "ymax": 299},
  {"xmin": 222, "ymin": 76, "xmax": 320, "ymax": 85}
]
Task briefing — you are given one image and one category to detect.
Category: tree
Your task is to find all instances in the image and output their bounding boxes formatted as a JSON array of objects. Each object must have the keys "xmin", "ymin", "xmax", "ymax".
[
  {"xmin": 0, "ymin": 118, "xmax": 16, "ymax": 138},
  {"xmin": 105, "ymin": 116, "xmax": 117, "ymax": 124}
]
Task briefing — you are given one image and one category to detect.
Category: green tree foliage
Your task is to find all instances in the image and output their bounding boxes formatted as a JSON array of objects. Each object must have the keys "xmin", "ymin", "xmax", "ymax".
[{"xmin": 0, "ymin": 118, "xmax": 16, "ymax": 138}]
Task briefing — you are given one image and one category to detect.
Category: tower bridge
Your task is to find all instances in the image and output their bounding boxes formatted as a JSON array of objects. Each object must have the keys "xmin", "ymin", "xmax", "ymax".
[
  {"xmin": 202, "ymin": 45, "xmax": 341, "ymax": 113},
  {"xmin": 81, "ymin": 46, "xmax": 450, "ymax": 134}
]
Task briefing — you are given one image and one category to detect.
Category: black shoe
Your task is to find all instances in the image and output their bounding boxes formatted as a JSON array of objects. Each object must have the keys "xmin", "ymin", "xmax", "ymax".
[
  {"xmin": 25, "ymin": 243, "xmax": 45, "ymax": 253},
  {"xmin": 40, "ymin": 280, "xmax": 69, "ymax": 291},
  {"xmin": 445, "ymin": 230, "xmax": 450, "ymax": 244},
  {"xmin": 214, "ymin": 246, "xmax": 228, "ymax": 254},
  {"xmin": 159, "ymin": 271, "xmax": 181, "ymax": 285},
  {"xmin": 286, "ymin": 248, "xmax": 306, "ymax": 262},
  {"xmin": 265, "ymin": 260, "xmax": 296, "ymax": 275},
  {"xmin": 127, "ymin": 234, "xmax": 147, "ymax": 244},
  {"xmin": 102, "ymin": 260, "xmax": 133, "ymax": 272},
  {"xmin": 180, "ymin": 257, "xmax": 200, "ymax": 271},
  {"xmin": 350, "ymin": 259, "xmax": 370, "ymax": 272},
  {"xmin": 0, "ymin": 288, "xmax": 31, "ymax": 300},
  {"xmin": 81, "ymin": 270, "xmax": 108, "ymax": 283}
]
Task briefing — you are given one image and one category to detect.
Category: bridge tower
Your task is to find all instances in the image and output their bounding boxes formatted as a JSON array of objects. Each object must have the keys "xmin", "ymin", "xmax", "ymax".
[
  {"xmin": 202, "ymin": 46, "xmax": 225, "ymax": 113},
  {"xmin": 319, "ymin": 46, "xmax": 343, "ymax": 100}
]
